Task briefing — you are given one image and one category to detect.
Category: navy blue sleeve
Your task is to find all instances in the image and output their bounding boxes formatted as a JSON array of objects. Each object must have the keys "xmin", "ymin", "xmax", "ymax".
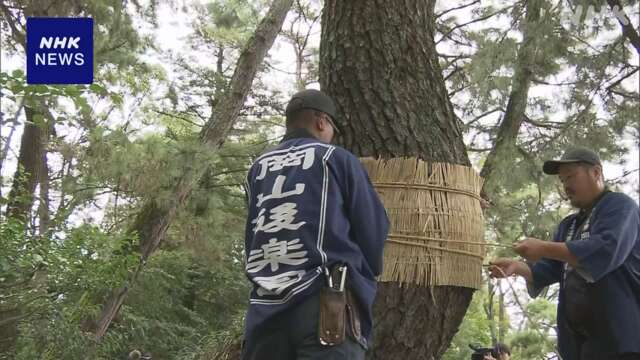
[
  {"xmin": 340, "ymin": 152, "xmax": 390, "ymax": 276},
  {"xmin": 527, "ymin": 219, "xmax": 568, "ymax": 297},
  {"xmin": 565, "ymin": 193, "xmax": 639, "ymax": 282},
  {"xmin": 528, "ymin": 259, "xmax": 563, "ymax": 297}
]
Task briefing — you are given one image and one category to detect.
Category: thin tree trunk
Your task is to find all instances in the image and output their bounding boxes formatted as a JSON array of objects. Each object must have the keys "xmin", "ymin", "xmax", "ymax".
[
  {"xmin": 320, "ymin": 1, "xmax": 473, "ymax": 358},
  {"xmin": 498, "ymin": 281, "xmax": 506, "ymax": 343},
  {"xmin": 90, "ymin": 0, "xmax": 294, "ymax": 341},
  {"xmin": 216, "ymin": 45, "xmax": 225, "ymax": 75},
  {"xmin": 37, "ymin": 146, "xmax": 51, "ymax": 235},
  {"xmin": 486, "ymin": 281, "xmax": 497, "ymax": 344},
  {"xmin": 479, "ymin": 0, "xmax": 541, "ymax": 189},
  {"xmin": 285, "ymin": 4, "xmax": 318, "ymax": 92},
  {"xmin": 6, "ymin": 106, "xmax": 44, "ymax": 222},
  {"xmin": 294, "ymin": 45, "xmax": 305, "ymax": 91}
]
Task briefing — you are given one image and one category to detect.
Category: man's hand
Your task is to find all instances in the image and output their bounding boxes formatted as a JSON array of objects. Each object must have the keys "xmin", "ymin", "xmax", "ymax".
[
  {"xmin": 514, "ymin": 237, "xmax": 548, "ymax": 262},
  {"xmin": 488, "ymin": 258, "xmax": 533, "ymax": 283},
  {"xmin": 488, "ymin": 258, "xmax": 520, "ymax": 278}
]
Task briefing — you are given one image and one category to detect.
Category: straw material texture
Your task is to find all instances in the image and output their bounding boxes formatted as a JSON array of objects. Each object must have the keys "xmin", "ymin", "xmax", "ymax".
[{"xmin": 360, "ymin": 158, "xmax": 485, "ymax": 289}]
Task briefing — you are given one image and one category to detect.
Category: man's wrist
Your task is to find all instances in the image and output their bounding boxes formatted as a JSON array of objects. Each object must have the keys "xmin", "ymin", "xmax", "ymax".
[{"xmin": 516, "ymin": 261, "xmax": 534, "ymax": 283}]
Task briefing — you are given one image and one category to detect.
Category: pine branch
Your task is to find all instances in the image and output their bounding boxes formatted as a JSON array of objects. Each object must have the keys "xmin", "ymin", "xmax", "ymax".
[
  {"xmin": 152, "ymin": 110, "xmax": 204, "ymax": 128},
  {"xmin": 523, "ymin": 115, "xmax": 564, "ymax": 129},
  {"xmin": 436, "ymin": 0, "xmax": 480, "ymax": 19},
  {"xmin": 436, "ymin": 5, "xmax": 514, "ymax": 45},
  {"xmin": 465, "ymin": 107, "xmax": 504, "ymax": 127},
  {"xmin": 606, "ymin": 67, "xmax": 639, "ymax": 93}
]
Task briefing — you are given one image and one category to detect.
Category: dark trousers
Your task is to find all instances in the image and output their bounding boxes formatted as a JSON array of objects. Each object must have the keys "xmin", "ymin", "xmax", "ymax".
[
  {"xmin": 579, "ymin": 340, "xmax": 640, "ymax": 360},
  {"xmin": 575, "ymin": 331, "xmax": 640, "ymax": 360},
  {"xmin": 242, "ymin": 293, "xmax": 366, "ymax": 360}
]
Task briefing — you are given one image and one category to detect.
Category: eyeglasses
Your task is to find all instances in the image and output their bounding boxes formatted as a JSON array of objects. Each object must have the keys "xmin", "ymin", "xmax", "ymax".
[{"xmin": 323, "ymin": 114, "xmax": 341, "ymax": 135}]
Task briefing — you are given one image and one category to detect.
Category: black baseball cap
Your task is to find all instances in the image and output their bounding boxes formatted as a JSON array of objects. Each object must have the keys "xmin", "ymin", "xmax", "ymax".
[
  {"xmin": 285, "ymin": 89, "xmax": 337, "ymax": 122},
  {"xmin": 543, "ymin": 147, "xmax": 602, "ymax": 175}
]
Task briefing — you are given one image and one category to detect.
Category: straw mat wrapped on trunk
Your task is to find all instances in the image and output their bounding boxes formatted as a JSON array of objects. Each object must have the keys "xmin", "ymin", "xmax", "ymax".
[{"xmin": 360, "ymin": 158, "xmax": 485, "ymax": 289}]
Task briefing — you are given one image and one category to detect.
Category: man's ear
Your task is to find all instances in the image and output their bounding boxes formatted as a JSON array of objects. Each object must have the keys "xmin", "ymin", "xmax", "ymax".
[
  {"xmin": 315, "ymin": 115, "xmax": 327, "ymax": 132},
  {"xmin": 597, "ymin": 165, "xmax": 604, "ymax": 183},
  {"xmin": 591, "ymin": 165, "xmax": 603, "ymax": 183}
]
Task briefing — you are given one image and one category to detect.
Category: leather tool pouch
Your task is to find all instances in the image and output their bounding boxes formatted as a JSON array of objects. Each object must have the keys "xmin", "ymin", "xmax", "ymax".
[
  {"xmin": 346, "ymin": 291, "xmax": 362, "ymax": 341},
  {"xmin": 318, "ymin": 286, "xmax": 346, "ymax": 346}
]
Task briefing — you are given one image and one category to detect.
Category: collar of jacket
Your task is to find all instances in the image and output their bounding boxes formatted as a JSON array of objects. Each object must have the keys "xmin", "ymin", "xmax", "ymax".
[
  {"xmin": 576, "ymin": 188, "xmax": 611, "ymax": 221},
  {"xmin": 280, "ymin": 128, "xmax": 318, "ymax": 143}
]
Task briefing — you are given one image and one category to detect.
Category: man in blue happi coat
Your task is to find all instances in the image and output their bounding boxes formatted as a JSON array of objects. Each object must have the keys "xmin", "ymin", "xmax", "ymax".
[
  {"xmin": 490, "ymin": 147, "xmax": 640, "ymax": 360},
  {"xmin": 241, "ymin": 89, "xmax": 389, "ymax": 360}
]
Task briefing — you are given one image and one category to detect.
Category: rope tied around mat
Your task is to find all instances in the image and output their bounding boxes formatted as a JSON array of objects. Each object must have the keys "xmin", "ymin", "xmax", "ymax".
[
  {"xmin": 360, "ymin": 157, "xmax": 486, "ymax": 289},
  {"xmin": 373, "ymin": 182, "xmax": 483, "ymax": 201},
  {"xmin": 387, "ymin": 233, "xmax": 509, "ymax": 249}
]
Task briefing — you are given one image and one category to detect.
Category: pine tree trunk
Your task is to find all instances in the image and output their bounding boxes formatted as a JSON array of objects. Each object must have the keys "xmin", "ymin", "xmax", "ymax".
[
  {"xmin": 6, "ymin": 106, "xmax": 44, "ymax": 222},
  {"xmin": 89, "ymin": 0, "xmax": 295, "ymax": 341},
  {"xmin": 320, "ymin": 1, "xmax": 473, "ymax": 358},
  {"xmin": 479, "ymin": 0, "xmax": 540, "ymax": 189}
]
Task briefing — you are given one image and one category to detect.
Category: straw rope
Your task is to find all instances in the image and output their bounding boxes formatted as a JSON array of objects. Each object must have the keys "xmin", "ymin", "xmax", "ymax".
[
  {"xmin": 388, "ymin": 233, "xmax": 509, "ymax": 248},
  {"xmin": 360, "ymin": 157, "xmax": 485, "ymax": 289},
  {"xmin": 387, "ymin": 238, "xmax": 484, "ymax": 258},
  {"xmin": 373, "ymin": 182, "xmax": 482, "ymax": 201}
]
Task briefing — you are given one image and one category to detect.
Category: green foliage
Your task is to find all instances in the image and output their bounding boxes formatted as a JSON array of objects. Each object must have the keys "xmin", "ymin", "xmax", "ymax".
[
  {"xmin": 443, "ymin": 289, "xmax": 494, "ymax": 360},
  {"xmin": 507, "ymin": 297, "xmax": 558, "ymax": 360},
  {"xmin": 1, "ymin": 217, "xmax": 137, "ymax": 359},
  {"xmin": 200, "ymin": 0, "xmax": 263, "ymax": 47},
  {"xmin": 2, "ymin": 210, "xmax": 250, "ymax": 359},
  {"xmin": 93, "ymin": 249, "xmax": 249, "ymax": 359}
]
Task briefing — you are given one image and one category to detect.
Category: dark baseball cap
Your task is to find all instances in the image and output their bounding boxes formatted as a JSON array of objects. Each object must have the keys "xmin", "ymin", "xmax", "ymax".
[
  {"xmin": 285, "ymin": 89, "xmax": 337, "ymax": 122},
  {"xmin": 543, "ymin": 147, "xmax": 602, "ymax": 175}
]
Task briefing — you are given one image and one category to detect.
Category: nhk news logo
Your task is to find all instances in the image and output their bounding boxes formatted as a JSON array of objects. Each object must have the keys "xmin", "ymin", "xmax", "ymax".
[{"xmin": 26, "ymin": 17, "xmax": 93, "ymax": 84}]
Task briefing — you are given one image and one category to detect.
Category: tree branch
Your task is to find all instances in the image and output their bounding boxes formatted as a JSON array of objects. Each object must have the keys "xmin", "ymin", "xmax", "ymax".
[
  {"xmin": 436, "ymin": 0, "xmax": 480, "ymax": 19},
  {"xmin": 0, "ymin": 1, "xmax": 26, "ymax": 48},
  {"xmin": 436, "ymin": 5, "xmax": 513, "ymax": 45},
  {"xmin": 152, "ymin": 109, "xmax": 203, "ymax": 128},
  {"xmin": 606, "ymin": 67, "xmax": 639, "ymax": 93},
  {"xmin": 606, "ymin": 0, "xmax": 640, "ymax": 55}
]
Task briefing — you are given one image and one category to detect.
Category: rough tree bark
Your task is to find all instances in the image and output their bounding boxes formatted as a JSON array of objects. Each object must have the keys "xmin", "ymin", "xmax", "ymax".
[
  {"xmin": 89, "ymin": 0, "xmax": 294, "ymax": 341},
  {"xmin": 320, "ymin": 1, "xmax": 474, "ymax": 358},
  {"xmin": 5, "ymin": 106, "xmax": 45, "ymax": 221}
]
